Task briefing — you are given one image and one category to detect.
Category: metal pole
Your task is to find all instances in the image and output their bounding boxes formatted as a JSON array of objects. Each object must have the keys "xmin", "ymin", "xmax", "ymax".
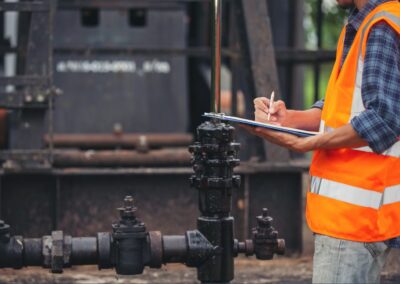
[
  {"xmin": 210, "ymin": 0, "xmax": 222, "ymax": 113},
  {"xmin": 47, "ymin": 0, "xmax": 56, "ymax": 165}
]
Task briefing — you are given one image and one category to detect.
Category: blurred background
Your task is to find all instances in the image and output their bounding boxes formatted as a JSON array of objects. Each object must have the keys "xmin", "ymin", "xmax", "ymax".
[
  {"xmin": 0, "ymin": 0, "xmax": 346, "ymax": 254},
  {"xmin": 1, "ymin": 1, "xmax": 398, "ymax": 283}
]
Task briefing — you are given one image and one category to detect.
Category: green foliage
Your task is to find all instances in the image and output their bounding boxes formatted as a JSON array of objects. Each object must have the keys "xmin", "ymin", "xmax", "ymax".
[
  {"xmin": 303, "ymin": 0, "xmax": 348, "ymax": 108},
  {"xmin": 305, "ymin": 0, "xmax": 348, "ymax": 49}
]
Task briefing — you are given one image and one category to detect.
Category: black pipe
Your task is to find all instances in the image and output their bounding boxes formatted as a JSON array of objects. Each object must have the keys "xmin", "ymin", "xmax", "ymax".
[
  {"xmin": 190, "ymin": 121, "xmax": 240, "ymax": 283},
  {"xmin": 23, "ymin": 238, "xmax": 43, "ymax": 266},
  {"xmin": 71, "ymin": 237, "xmax": 98, "ymax": 265},
  {"xmin": 162, "ymin": 235, "xmax": 187, "ymax": 263},
  {"xmin": 0, "ymin": 235, "xmax": 107, "ymax": 269}
]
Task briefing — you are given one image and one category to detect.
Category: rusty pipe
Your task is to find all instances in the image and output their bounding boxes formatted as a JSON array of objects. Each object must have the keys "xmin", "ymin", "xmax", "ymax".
[
  {"xmin": 44, "ymin": 133, "xmax": 193, "ymax": 150},
  {"xmin": 52, "ymin": 149, "xmax": 191, "ymax": 167}
]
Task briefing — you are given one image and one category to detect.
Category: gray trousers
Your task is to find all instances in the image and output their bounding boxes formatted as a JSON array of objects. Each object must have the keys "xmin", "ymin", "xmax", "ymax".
[{"xmin": 313, "ymin": 234, "xmax": 391, "ymax": 283}]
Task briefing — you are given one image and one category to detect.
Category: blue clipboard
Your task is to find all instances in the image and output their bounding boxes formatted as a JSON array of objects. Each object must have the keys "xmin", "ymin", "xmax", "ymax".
[{"xmin": 203, "ymin": 113, "xmax": 320, "ymax": 138}]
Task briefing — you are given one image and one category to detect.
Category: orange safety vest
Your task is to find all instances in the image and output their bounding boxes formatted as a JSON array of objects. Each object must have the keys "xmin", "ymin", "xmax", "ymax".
[{"xmin": 307, "ymin": 1, "xmax": 400, "ymax": 242}]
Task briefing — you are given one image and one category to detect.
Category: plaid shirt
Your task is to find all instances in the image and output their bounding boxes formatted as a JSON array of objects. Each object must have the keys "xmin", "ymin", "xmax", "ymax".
[{"xmin": 313, "ymin": 0, "xmax": 400, "ymax": 247}]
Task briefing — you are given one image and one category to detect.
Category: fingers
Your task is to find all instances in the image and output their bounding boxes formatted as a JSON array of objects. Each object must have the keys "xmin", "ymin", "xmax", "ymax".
[
  {"xmin": 254, "ymin": 98, "xmax": 286, "ymax": 115},
  {"xmin": 254, "ymin": 97, "xmax": 269, "ymax": 111},
  {"xmin": 269, "ymin": 100, "xmax": 286, "ymax": 115},
  {"xmin": 254, "ymin": 109, "xmax": 268, "ymax": 123}
]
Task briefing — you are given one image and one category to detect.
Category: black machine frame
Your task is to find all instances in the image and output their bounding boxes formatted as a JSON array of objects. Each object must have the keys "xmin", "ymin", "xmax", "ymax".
[{"xmin": 0, "ymin": 0, "xmax": 335, "ymax": 262}]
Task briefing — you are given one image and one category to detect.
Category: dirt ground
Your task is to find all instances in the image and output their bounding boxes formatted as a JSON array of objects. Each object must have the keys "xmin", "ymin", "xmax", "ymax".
[
  {"xmin": 1, "ymin": 250, "xmax": 399, "ymax": 284},
  {"xmin": 2, "ymin": 183, "xmax": 400, "ymax": 283}
]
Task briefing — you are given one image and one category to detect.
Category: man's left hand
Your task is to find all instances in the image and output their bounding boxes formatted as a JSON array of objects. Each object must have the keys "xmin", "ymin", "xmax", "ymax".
[{"xmin": 240, "ymin": 125, "xmax": 319, "ymax": 153}]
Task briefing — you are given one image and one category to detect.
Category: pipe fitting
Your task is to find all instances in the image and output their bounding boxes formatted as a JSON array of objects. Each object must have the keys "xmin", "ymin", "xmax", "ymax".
[{"xmin": 252, "ymin": 208, "xmax": 285, "ymax": 260}]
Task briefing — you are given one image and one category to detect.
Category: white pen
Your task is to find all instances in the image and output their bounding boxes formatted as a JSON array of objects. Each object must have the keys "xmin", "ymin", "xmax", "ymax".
[{"xmin": 267, "ymin": 91, "xmax": 275, "ymax": 121}]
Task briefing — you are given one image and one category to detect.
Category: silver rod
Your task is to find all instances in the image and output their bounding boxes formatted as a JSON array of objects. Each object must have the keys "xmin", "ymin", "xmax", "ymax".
[{"xmin": 210, "ymin": 0, "xmax": 222, "ymax": 113}]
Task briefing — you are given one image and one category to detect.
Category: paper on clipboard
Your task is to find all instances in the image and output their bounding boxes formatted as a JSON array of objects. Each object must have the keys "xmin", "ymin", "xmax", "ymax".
[{"xmin": 203, "ymin": 113, "xmax": 320, "ymax": 137}]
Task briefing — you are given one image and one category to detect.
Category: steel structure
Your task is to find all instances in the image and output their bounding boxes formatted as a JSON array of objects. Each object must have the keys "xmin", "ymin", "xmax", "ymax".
[
  {"xmin": 0, "ymin": 0, "xmax": 57, "ymax": 170},
  {"xmin": 0, "ymin": 113, "xmax": 285, "ymax": 282},
  {"xmin": 0, "ymin": 0, "xmax": 339, "ymax": 261}
]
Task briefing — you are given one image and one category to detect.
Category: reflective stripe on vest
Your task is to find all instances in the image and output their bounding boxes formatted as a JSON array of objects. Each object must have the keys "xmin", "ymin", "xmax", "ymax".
[{"xmin": 311, "ymin": 176, "xmax": 400, "ymax": 209}]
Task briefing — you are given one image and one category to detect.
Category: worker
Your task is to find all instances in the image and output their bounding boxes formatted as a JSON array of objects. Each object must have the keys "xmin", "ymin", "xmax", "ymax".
[{"xmin": 242, "ymin": 0, "xmax": 400, "ymax": 283}]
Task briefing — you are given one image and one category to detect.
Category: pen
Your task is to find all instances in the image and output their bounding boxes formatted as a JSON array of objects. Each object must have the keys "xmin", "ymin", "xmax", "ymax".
[{"xmin": 267, "ymin": 91, "xmax": 275, "ymax": 121}]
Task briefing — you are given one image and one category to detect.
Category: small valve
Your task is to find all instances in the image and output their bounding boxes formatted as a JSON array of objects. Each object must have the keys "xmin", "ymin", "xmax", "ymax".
[
  {"xmin": 112, "ymin": 196, "xmax": 147, "ymax": 275},
  {"xmin": 0, "ymin": 220, "xmax": 10, "ymax": 243},
  {"xmin": 252, "ymin": 208, "xmax": 285, "ymax": 260}
]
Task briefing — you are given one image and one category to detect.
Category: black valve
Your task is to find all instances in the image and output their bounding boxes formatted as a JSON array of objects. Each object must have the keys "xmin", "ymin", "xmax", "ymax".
[
  {"xmin": 0, "ymin": 120, "xmax": 286, "ymax": 282},
  {"xmin": 112, "ymin": 196, "xmax": 147, "ymax": 275},
  {"xmin": 252, "ymin": 208, "xmax": 285, "ymax": 260},
  {"xmin": 0, "ymin": 220, "xmax": 10, "ymax": 243}
]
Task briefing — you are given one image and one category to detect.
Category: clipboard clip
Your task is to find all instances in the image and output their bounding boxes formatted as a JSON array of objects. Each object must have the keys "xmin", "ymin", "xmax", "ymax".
[{"xmin": 205, "ymin": 112, "xmax": 226, "ymax": 123}]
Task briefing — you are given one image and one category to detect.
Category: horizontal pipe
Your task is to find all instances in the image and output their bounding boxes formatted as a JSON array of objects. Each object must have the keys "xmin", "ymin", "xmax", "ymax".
[
  {"xmin": 23, "ymin": 238, "xmax": 43, "ymax": 266},
  {"xmin": 71, "ymin": 237, "xmax": 98, "ymax": 265},
  {"xmin": 0, "ymin": 236, "xmax": 103, "ymax": 269},
  {"xmin": 44, "ymin": 133, "xmax": 193, "ymax": 150},
  {"xmin": 52, "ymin": 149, "xmax": 191, "ymax": 167},
  {"xmin": 162, "ymin": 235, "xmax": 187, "ymax": 263}
]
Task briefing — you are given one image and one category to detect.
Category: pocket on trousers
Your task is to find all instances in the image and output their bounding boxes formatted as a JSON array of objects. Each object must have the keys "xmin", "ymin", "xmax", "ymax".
[{"xmin": 364, "ymin": 242, "xmax": 388, "ymax": 258}]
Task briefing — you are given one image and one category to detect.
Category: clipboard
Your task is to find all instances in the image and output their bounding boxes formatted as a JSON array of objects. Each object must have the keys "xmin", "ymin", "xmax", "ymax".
[{"xmin": 203, "ymin": 113, "xmax": 320, "ymax": 138}]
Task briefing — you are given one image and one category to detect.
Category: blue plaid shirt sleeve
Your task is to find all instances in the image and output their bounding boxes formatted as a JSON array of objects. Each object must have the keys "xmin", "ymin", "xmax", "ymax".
[
  {"xmin": 311, "ymin": 22, "xmax": 399, "ymax": 153},
  {"xmin": 350, "ymin": 22, "xmax": 400, "ymax": 154},
  {"xmin": 311, "ymin": 99, "xmax": 324, "ymax": 110}
]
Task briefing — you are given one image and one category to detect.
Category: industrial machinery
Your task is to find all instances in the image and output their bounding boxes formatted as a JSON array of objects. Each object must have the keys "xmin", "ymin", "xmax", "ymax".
[
  {"xmin": 0, "ymin": 118, "xmax": 285, "ymax": 282},
  {"xmin": 0, "ymin": 0, "xmax": 319, "ymax": 272}
]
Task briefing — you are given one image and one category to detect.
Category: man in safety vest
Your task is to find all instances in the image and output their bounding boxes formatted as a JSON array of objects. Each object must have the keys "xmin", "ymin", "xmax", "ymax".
[{"xmin": 242, "ymin": 0, "xmax": 400, "ymax": 283}]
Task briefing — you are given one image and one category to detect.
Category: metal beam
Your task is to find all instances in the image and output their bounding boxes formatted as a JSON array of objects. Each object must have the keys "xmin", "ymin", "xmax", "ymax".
[
  {"xmin": 0, "ymin": 2, "xmax": 49, "ymax": 12},
  {"xmin": 0, "ymin": 76, "xmax": 48, "ymax": 86},
  {"xmin": 53, "ymin": 47, "xmax": 239, "ymax": 58},
  {"xmin": 236, "ymin": 0, "xmax": 290, "ymax": 161},
  {"xmin": 58, "ymin": 0, "xmax": 210, "ymax": 10},
  {"xmin": 275, "ymin": 49, "xmax": 336, "ymax": 64}
]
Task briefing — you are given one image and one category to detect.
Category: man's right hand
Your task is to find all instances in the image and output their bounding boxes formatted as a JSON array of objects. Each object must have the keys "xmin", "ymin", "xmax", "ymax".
[{"xmin": 254, "ymin": 97, "xmax": 289, "ymax": 126}]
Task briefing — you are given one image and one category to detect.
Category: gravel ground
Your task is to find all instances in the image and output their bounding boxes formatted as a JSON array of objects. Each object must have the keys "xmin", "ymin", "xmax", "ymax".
[{"xmin": 1, "ymin": 251, "xmax": 399, "ymax": 284}]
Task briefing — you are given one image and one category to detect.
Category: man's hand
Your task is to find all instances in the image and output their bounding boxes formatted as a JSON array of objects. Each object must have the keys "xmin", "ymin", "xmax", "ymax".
[
  {"xmin": 240, "ymin": 123, "xmax": 368, "ymax": 153},
  {"xmin": 254, "ymin": 97, "xmax": 322, "ymax": 131},
  {"xmin": 254, "ymin": 97, "xmax": 289, "ymax": 126},
  {"xmin": 240, "ymin": 125, "xmax": 318, "ymax": 153},
  {"xmin": 246, "ymin": 98, "xmax": 368, "ymax": 152}
]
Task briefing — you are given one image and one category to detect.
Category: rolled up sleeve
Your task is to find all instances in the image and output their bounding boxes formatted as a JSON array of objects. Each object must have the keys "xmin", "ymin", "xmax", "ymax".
[
  {"xmin": 312, "ymin": 99, "xmax": 325, "ymax": 110},
  {"xmin": 350, "ymin": 22, "xmax": 400, "ymax": 154}
]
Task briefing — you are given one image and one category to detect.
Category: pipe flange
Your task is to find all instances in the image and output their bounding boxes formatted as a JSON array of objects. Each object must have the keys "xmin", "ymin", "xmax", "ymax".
[
  {"xmin": 7, "ymin": 236, "xmax": 24, "ymax": 269},
  {"xmin": 63, "ymin": 235, "xmax": 72, "ymax": 268},
  {"xmin": 244, "ymin": 239, "xmax": 254, "ymax": 256},
  {"xmin": 148, "ymin": 231, "xmax": 163, "ymax": 268},
  {"xmin": 51, "ymin": 231, "xmax": 64, "ymax": 273},
  {"xmin": 42, "ymin": 236, "xmax": 52, "ymax": 268},
  {"xmin": 97, "ymin": 232, "xmax": 113, "ymax": 269}
]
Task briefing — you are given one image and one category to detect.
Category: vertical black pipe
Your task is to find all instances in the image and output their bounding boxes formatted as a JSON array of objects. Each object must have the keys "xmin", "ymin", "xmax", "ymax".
[
  {"xmin": 52, "ymin": 177, "xmax": 61, "ymax": 230},
  {"xmin": 210, "ymin": 0, "xmax": 222, "ymax": 113},
  {"xmin": 190, "ymin": 122, "xmax": 240, "ymax": 283},
  {"xmin": 47, "ymin": 0, "xmax": 56, "ymax": 164}
]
